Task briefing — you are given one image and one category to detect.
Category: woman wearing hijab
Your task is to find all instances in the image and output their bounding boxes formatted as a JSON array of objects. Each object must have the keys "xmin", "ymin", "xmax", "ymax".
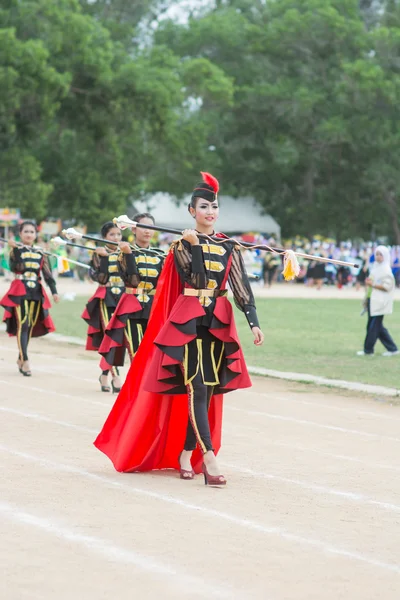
[{"xmin": 357, "ymin": 245, "xmax": 398, "ymax": 356}]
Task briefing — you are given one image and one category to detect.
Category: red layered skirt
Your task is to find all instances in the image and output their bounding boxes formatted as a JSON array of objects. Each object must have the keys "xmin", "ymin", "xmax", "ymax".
[
  {"xmin": 144, "ymin": 294, "xmax": 251, "ymax": 394},
  {"xmin": 81, "ymin": 286, "xmax": 109, "ymax": 351},
  {"xmin": 98, "ymin": 291, "xmax": 143, "ymax": 369},
  {"xmin": 0, "ymin": 280, "xmax": 55, "ymax": 337}
]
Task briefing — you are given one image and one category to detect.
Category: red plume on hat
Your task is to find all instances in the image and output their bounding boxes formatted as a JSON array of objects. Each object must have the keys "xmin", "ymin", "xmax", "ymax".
[
  {"xmin": 200, "ymin": 171, "xmax": 219, "ymax": 194},
  {"xmin": 191, "ymin": 171, "xmax": 219, "ymax": 204}
]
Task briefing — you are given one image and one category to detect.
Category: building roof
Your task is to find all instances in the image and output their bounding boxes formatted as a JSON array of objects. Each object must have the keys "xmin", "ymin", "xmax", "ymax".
[{"xmin": 132, "ymin": 193, "xmax": 280, "ymax": 237}]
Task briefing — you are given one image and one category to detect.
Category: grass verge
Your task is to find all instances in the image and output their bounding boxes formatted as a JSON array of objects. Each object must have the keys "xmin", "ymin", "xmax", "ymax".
[{"xmin": 49, "ymin": 296, "xmax": 400, "ymax": 389}]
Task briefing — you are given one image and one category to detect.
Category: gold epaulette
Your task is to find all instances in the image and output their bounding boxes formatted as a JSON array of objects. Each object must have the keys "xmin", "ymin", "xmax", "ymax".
[{"xmin": 170, "ymin": 239, "xmax": 183, "ymax": 252}]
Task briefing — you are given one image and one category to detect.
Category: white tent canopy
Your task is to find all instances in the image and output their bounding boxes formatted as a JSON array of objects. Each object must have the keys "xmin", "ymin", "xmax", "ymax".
[{"xmin": 131, "ymin": 193, "xmax": 280, "ymax": 238}]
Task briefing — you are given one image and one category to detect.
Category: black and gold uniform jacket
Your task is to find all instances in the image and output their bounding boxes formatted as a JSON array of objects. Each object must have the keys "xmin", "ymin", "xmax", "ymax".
[
  {"xmin": 131, "ymin": 246, "xmax": 165, "ymax": 321},
  {"xmin": 10, "ymin": 246, "xmax": 58, "ymax": 300},
  {"xmin": 174, "ymin": 238, "xmax": 260, "ymax": 329},
  {"xmin": 90, "ymin": 252, "xmax": 139, "ymax": 308}
]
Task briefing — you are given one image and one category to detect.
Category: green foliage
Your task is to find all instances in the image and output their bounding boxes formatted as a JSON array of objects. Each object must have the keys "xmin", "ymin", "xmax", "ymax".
[
  {"xmin": 156, "ymin": 0, "xmax": 400, "ymax": 241},
  {"xmin": 0, "ymin": 0, "xmax": 232, "ymax": 228},
  {"xmin": 2, "ymin": 0, "xmax": 400, "ymax": 239}
]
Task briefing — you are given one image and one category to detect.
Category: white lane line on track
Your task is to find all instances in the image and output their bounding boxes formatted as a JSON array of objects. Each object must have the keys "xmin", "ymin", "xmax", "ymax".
[
  {"xmin": 226, "ymin": 406, "xmax": 400, "ymax": 443},
  {"xmin": 239, "ymin": 390, "xmax": 400, "ymax": 421},
  {"xmin": 0, "ymin": 407, "xmax": 400, "ymax": 512},
  {"xmin": 4, "ymin": 348, "xmax": 395, "ymax": 420},
  {"xmin": 2, "ymin": 407, "xmax": 399, "ymax": 514},
  {"xmin": 0, "ymin": 355, "xmax": 107, "ymax": 384},
  {"xmin": 0, "ymin": 406, "xmax": 97, "ymax": 434},
  {"xmin": 220, "ymin": 462, "xmax": 400, "ymax": 514},
  {"xmin": 0, "ymin": 344, "xmax": 93, "ymax": 368},
  {"xmin": 2, "ymin": 347, "xmax": 398, "ymax": 421},
  {"xmin": 223, "ymin": 427, "xmax": 400, "ymax": 474},
  {"xmin": 33, "ymin": 366, "xmax": 95, "ymax": 384},
  {"xmin": 0, "ymin": 379, "xmax": 110, "ymax": 408},
  {"xmin": 1, "ymin": 445, "xmax": 399, "ymax": 576},
  {"xmin": 0, "ymin": 501, "xmax": 232, "ymax": 600},
  {"xmin": 3, "ymin": 378, "xmax": 398, "ymax": 445}
]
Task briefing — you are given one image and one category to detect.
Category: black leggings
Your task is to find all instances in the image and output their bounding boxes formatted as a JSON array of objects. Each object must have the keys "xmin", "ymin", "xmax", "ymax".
[
  {"xmin": 263, "ymin": 266, "xmax": 277, "ymax": 285},
  {"xmin": 183, "ymin": 370, "xmax": 214, "ymax": 453},
  {"xmin": 100, "ymin": 301, "xmax": 119, "ymax": 377},
  {"xmin": 16, "ymin": 300, "xmax": 41, "ymax": 361}
]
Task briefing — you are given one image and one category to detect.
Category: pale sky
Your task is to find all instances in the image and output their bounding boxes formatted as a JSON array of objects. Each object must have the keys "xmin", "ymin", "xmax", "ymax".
[{"xmin": 165, "ymin": 0, "xmax": 215, "ymax": 23}]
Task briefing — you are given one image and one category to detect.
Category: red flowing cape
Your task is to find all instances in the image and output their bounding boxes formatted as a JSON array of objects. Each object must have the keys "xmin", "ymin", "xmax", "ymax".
[{"xmin": 93, "ymin": 252, "xmax": 223, "ymax": 473}]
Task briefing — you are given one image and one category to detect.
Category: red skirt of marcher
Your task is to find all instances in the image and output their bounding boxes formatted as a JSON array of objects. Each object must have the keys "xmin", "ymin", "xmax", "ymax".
[
  {"xmin": 94, "ymin": 252, "xmax": 252, "ymax": 474},
  {"xmin": 143, "ymin": 294, "xmax": 252, "ymax": 395},
  {"xmin": 98, "ymin": 291, "xmax": 142, "ymax": 369},
  {"xmin": 0, "ymin": 280, "xmax": 55, "ymax": 337},
  {"xmin": 81, "ymin": 286, "xmax": 108, "ymax": 350}
]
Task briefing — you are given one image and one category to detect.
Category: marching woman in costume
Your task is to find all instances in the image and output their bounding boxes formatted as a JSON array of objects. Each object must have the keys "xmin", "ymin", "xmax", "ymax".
[
  {"xmin": 0, "ymin": 221, "xmax": 59, "ymax": 376},
  {"xmin": 98, "ymin": 213, "xmax": 165, "ymax": 370},
  {"xmin": 94, "ymin": 173, "xmax": 264, "ymax": 486},
  {"xmin": 81, "ymin": 222, "xmax": 140, "ymax": 393}
]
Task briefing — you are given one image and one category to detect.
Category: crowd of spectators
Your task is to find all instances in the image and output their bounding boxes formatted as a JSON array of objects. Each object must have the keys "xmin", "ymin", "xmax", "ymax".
[
  {"xmin": 2, "ymin": 229, "xmax": 400, "ymax": 291},
  {"xmin": 239, "ymin": 238, "xmax": 400, "ymax": 289}
]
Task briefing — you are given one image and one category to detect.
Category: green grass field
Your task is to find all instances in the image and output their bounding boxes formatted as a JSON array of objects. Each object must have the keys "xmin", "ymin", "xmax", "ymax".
[{"xmin": 50, "ymin": 296, "xmax": 400, "ymax": 389}]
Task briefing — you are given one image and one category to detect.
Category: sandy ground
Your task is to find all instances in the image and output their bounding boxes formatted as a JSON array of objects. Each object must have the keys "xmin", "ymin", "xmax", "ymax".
[{"xmin": 0, "ymin": 335, "xmax": 399, "ymax": 599}]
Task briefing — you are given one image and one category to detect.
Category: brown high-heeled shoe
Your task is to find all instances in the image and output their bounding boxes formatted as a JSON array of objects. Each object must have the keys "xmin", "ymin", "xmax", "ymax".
[
  {"xmin": 202, "ymin": 463, "xmax": 227, "ymax": 486},
  {"xmin": 178, "ymin": 451, "xmax": 195, "ymax": 480}
]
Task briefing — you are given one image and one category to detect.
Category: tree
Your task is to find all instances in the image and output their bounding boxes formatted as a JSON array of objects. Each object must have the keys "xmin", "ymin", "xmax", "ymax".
[
  {"xmin": 0, "ymin": 22, "xmax": 68, "ymax": 218},
  {"xmin": 1, "ymin": 0, "xmax": 233, "ymax": 228},
  {"xmin": 156, "ymin": 0, "xmax": 400, "ymax": 241}
]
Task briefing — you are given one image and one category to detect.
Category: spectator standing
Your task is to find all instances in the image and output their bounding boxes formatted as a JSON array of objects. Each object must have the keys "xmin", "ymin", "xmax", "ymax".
[
  {"xmin": 262, "ymin": 251, "xmax": 280, "ymax": 288},
  {"xmin": 357, "ymin": 245, "xmax": 398, "ymax": 356}
]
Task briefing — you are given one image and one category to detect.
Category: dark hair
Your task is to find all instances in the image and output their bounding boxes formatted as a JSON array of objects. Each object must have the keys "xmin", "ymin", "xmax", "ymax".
[
  {"xmin": 100, "ymin": 221, "xmax": 119, "ymax": 238},
  {"xmin": 188, "ymin": 198, "xmax": 199, "ymax": 211},
  {"xmin": 188, "ymin": 196, "xmax": 218, "ymax": 212},
  {"xmin": 19, "ymin": 220, "xmax": 37, "ymax": 233},
  {"xmin": 133, "ymin": 212, "xmax": 155, "ymax": 224}
]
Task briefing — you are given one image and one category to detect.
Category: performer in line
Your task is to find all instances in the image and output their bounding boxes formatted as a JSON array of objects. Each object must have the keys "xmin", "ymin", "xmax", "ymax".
[
  {"xmin": 98, "ymin": 212, "xmax": 165, "ymax": 370},
  {"xmin": 94, "ymin": 172, "xmax": 264, "ymax": 486},
  {"xmin": 81, "ymin": 222, "xmax": 139, "ymax": 393},
  {"xmin": 0, "ymin": 221, "xmax": 59, "ymax": 376}
]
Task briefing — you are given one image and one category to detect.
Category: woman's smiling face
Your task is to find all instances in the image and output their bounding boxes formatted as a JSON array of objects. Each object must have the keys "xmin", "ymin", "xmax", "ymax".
[
  {"xmin": 20, "ymin": 224, "xmax": 37, "ymax": 246},
  {"xmin": 190, "ymin": 197, "xmax": 219, "ymax": 229}
]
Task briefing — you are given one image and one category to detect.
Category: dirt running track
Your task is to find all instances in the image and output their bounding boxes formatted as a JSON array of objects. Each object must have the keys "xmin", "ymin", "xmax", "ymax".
[{"xmin": 0, "ymin": 335, "xmax": 399, "ymax": 600}]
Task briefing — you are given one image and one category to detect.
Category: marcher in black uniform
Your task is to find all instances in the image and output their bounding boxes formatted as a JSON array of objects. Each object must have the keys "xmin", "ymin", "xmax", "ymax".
[
  {"xmin": 99, "ymin": 213, "xmax": 165, "ymax": 368},
  {"xmin": 94, "ymin": 173, "xmax": 265, "ymax": 482},
  {"xmin": 141, "ymin": 172, "xmax": 265, "ymax": 484},
  {"xmin": 81, "ymin": 222, "xmax": 139, "ymax": 393},
  {"xmin": 0, "ymin": 221, "xmax": 59, "ymax": 376}
]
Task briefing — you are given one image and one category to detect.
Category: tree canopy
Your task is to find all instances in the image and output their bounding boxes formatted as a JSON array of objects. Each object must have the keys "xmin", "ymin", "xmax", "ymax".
[{"xmin": 1, "ymin": 0, "xmax": 400, "ymax": 240}]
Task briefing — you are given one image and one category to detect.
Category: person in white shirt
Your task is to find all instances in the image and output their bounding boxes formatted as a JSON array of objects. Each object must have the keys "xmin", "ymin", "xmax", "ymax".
[{"xmin": 357, "ymin": 245, "xmax": 398, "ymax": 356}]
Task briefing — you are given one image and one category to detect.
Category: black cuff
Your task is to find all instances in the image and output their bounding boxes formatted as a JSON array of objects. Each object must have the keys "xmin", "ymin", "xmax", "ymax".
[
  {"xmin": 48, "ymin": 282, "xmax": 58, "ymax": 296},
  {"xmin": 99, "ymin": 255, "xmax": 109, "ymax": 273},
  {"xmin": 124, "ymin": 252, "xmax": 138, "ymax": 275},
  {"xmin": 191, "ymin": 245, "xmax": 205, "ymax": 273},
  {"xmin": 244, "ymin": 305, "xmax": 259, "ymax": 329}
]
